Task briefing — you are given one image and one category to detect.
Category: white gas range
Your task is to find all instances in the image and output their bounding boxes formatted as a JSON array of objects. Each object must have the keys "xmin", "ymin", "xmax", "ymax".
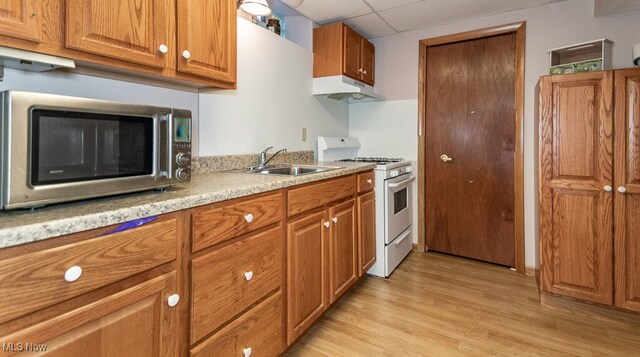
[{"xmin": 318, "ymin": 137, "xmax": 414, "ymax": 277}]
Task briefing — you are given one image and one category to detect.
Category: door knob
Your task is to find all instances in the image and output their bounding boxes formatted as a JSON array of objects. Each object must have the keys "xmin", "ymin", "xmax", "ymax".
[
  {"xmin": 440, "ymin": 154, "xmax": 453, "ymax": 162},
  {"xmin": 604, "ymin": 185, "xmax": 613, "ymax": 192}
]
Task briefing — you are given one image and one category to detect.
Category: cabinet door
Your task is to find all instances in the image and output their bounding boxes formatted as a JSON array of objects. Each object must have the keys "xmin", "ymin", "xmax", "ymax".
[
  {"xmin": 0, "ymin": 0, "xmax": 41, "ymax": 42},
  {"xmin": 614, "ymin": 68, "xmax": 640, "ymax": 312},
  {"xmin": 286, "ymin": 211, "xmax": 329, "ymax": 344},
  {"xmin": 66, "ymin": 0, "xmax": 173, "ymax": 69},
  {"xmin": 176, "ymin": 0, "xmax": 236, "ymax": 83},
  {"xmin": 342, "ymin": 25, "xmax": 361, "ymax": 81},
  {"xmin": 329, "ymin": 199, "xmax": 357, "ymax": 303},
  {"xmin": 539, "ymin": 72, "xmax": 614, "ymax": 305},
  {"xmin": 358, "ymin": 191, "xmax": 376, "ymax": 276},
  {"xmin": 360, "ymin": 38, "xmax": 375, "ymax": 85},
  {"xmin": 1, "ymin": 273, "xmax": 179, "ymax": 356}
]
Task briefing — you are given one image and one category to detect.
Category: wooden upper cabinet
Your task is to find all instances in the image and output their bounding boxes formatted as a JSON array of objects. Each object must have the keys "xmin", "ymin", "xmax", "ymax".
[
  {"xmin": 0, "ymin": 0, "xmax": 41, "ymax": 42},
  {"xmin": 329, "ymin": 199, "xmax": 357, "ymax": 303},
  {"xmin": 539, "ymin": 71, "xmax": 614, "ymax": 305},
  {"xmin": 614, "ymin": 68, "xmax": 640, "ymax": 313},
  {"xmin": 66, "ymin": 0, "xmax": 174, "ymax": 69},
  {"xmin": 313, "ymin": 22, "xmax": 375, "ymax": 86},
  {"xmin": 176, "ymin": 0, "xmax": 236, "ymax": 83}
]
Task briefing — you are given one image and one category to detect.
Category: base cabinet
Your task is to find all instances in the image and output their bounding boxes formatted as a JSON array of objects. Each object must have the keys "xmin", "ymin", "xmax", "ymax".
[
  {"xmin": 358, "ymin": 190, "xmax": 376, "ymax": 276},
  {"xmin": 329, "ymin": 199, "xmax": 358, "ymax": 303}
]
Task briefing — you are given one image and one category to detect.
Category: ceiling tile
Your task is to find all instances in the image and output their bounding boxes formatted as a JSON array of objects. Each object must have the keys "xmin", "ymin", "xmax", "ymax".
[
  {"xmin": 364, "ymin": 0, "xmax": 423, "ymax": 12},
  {"xmin": 343, "ymin": 13, "xmax": 397, "ymax": 38},
  {"xmin": 281, "ymin": 0, "xmax": 373, "ymax": 24}
]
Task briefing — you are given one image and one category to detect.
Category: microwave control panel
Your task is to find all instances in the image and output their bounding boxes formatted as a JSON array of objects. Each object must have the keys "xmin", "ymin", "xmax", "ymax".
[{"xmin": 172, "ymin": 112, "xmax": 192, "ymax": 182}]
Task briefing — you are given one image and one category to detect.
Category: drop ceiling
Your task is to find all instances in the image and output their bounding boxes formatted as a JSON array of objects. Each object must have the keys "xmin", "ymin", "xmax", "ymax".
[{"xmin": 279, "ymin": 0, "xmax": 566, "ymax": 38}]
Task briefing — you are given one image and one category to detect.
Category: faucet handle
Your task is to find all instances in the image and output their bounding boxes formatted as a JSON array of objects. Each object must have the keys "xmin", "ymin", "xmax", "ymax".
[{"xmin": 261, "ymin": 146, "xmax": 273, "ymax": 155}]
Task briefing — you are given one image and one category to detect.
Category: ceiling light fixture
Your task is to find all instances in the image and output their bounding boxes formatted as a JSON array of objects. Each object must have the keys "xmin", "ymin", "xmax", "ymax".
[{"xmin": 238, "ymin": 0, "xmax": 272, "ymax": 17}]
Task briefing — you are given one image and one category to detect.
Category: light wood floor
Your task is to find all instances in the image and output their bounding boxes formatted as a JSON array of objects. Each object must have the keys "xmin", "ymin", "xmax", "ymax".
[{"xmin": 286, "ymin": 252, "xmax": 640, "ymax": 356}]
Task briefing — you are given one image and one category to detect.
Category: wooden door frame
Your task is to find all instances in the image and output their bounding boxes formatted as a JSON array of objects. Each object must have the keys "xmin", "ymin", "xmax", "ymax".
[{"xmin": 417, "ymin": 22, "xmax": 526, "ymax": 273}]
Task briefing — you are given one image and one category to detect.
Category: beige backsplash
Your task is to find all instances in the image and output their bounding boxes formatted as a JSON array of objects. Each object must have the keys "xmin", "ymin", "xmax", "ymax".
[{"xmin": 192, "ymin": 150, "xmax": 315, "ymax": 174}]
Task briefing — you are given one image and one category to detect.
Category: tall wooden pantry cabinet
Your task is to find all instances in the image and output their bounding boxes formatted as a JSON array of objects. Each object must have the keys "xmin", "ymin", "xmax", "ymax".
[{"xmin": 539, "ymin": 68, "xmax": 640, "ymax": 313}]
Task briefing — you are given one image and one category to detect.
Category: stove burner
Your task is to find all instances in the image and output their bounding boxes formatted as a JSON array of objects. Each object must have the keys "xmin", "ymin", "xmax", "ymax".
[{"xmin": 337, "ymin": 157, "xmax": 404, "ymax": 165}]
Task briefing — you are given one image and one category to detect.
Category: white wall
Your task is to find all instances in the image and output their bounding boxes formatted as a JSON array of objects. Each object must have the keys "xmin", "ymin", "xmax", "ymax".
[
  {"xmin": 0, "ymin": 68, "xmax": 200, "ymax": 154},
  {"xmin": 350, "ymin": 0, "xmax": 640, "ymax": 268},
  {"xmin": 198, "ymin": 18, "xmax": 349, "ymax": 156}
]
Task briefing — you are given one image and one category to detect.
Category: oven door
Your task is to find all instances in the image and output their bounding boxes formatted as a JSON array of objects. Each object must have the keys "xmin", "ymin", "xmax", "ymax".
[{"xmin": 384, "ymin": 173, "xmax": 415, "ymax": 244}]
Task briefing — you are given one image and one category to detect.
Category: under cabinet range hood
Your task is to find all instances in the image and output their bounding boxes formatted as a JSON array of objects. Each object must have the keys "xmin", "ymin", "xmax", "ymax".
[
  {"xmin": 313, "ymin": 75, "xmax": 384, "ymax": 102},
  {"xmin": 0, "ymin": 46, "xmax": 75, "ymax": 79}
]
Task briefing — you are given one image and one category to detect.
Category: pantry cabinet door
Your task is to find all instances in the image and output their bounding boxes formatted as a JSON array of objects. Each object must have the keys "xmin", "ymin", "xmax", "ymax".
[
  {"xmin": 0, "ymin": 0, "xmax": 41, "ymax": 42},
  {"xmin": 176, "ymin": 0, "xmax": 236, "ymax": 83},
  {"xmin": 539, "ymin": 72, "xmax": 614, "ymax": 305},
  {"xmin": 614, "ymin": 68, "xmax": 640, "ymax": 313},
  {"xmin": 66, "ymin": 0, "xmax": 174, "ymax": 69}
]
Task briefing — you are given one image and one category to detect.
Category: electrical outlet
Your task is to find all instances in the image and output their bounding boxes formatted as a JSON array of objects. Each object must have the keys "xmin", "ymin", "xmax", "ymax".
[{"xmin": 301, "ymin": 128, "xmax": 307, "ymax": 141}]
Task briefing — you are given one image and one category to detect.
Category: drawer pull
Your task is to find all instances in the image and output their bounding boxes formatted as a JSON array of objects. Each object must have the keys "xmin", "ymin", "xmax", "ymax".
[
  {"xmin": 367, "ymin": 179, "xmax": 372, "ymax": 184},
  {"xmin": 244, "ymin": 271, "xmax": 254, "ymax": 281},
  {"xmin": 324, "ymin": 221, "xmax": 330, "ymax": 228},
  {"xmin": 64, "ymin": 266, "xmax": 83, "ymax": 282},
  {"xmin": 332, "ymin": 217, "xmax": 338, "ymax": 223},
  {"xmin": 167, "ymin": 294, "xmax": 180, "ymax": 307},
  {"xmin": 243, "ymin": 347, "xmax": 252, "ymax": 357},
  {"xmin": 244, "ymin": 213, "xmax": 254, "ymax": 223}
]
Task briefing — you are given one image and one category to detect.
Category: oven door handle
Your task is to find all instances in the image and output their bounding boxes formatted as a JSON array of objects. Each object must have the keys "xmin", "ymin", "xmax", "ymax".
[
  {"xmin": 394, "ymin": 229, "xmax": 411, "ymax": 245},
  {"xmin": 388, "ymin": 176, "xmax": 415, "ymax": 188}
]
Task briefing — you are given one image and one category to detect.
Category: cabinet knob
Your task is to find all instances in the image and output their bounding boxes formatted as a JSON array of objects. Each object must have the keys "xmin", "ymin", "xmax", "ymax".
[
  {"xmin": 618, "ymin": 186, "xmax": 627, "ymax": 193},
  {"xmin": 324, "ymin": 221, "xmax": 330, "ymax": 228},
  {"xmin": 182, "ymin": 50, "xmax": 191, "ymax": 59},
  {"xmin": 244, "ymin": 213, "xmax": 254, "ymax": 223},
  {"xmin": 64, "ymin": 266, "xmax": 82, "ymax": 282},
  {"xmin": 244, "ymin": 271, "xmax": 254, "ymax": 281},
  {"xmin": 243, "ymin": 347, "xmax": 252, "ymax": 357},
  {"xmin": 167, "ymin": 294, "xmax": 180, "ymax": 307},
  {"xmin": 358, "ymin": 68, "xmax": 363, "ymax": 73},
  {"xmin": 363, "ymin": 70, "xmax": 367, "ymax": 75},
  {"xmin": 159, "ymin": 44, "xmax": 168, "ymax": 54},
  {"xmin": 332, "ymin": 217, "xmax": 338, "ymax": 223},
  {"xmin": 367, "ymin": 179, "xmax": 372, "ymax": 184},
  {"xmin": 604, "ymin": 185, "xmax": 613, "ymax": 192}
]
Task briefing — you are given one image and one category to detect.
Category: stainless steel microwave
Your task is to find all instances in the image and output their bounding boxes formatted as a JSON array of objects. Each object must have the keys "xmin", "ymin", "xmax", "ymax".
[{"xmin": 0, "ymin": 91, "xmax": 192, "ymax": 209}]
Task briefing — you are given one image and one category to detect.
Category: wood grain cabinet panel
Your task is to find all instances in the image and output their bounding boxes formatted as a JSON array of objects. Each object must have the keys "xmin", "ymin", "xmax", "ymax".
[
  {"xmin": 66, "ymin": 0, "xmax": 173, "ymax": 69},
  {"xmin": 614, "ymin": 69, "xmax": 640, "ymax": 313},
  {"xmin": 329, "ymin": 199, "xmax": 357, "ymax": 303},
  {"xmin": 358, "ymin": 191, "xmax": 376, "ymax": 276},
  {"xmin": 361, "ymin": 39, "xmax": 375, "ymax": 85},
  {"xmin": 0, "ymin": 0, "xmax": 41, "ymax": 42},
  {"xmin": 287, "ymin": 176, "xmax": 356, "ymax": 217},
  {"xmin": 1, "ymin": 272, "xmax": 179, "ymax": 357},
  {"xmin": 176, "ymin": 0, "xmax": 236, "ymax": 83},
  {"xmin": 0, "ymin": 217, "xmax": 178, "ymax": 325},
  {"xmin": 287, "ymin": 210, "xmax": 329, "ymax": 344},
  {"xmin": 191, "ymin": 226, "xmax": 283, "ymax": 344},
  {"xmin": 357, "ymin": 171, "xmax": 375, "ymax": 193},
  {"xmin": 342, "ymin": 25, "xmax": 361, "ymax": 80}
]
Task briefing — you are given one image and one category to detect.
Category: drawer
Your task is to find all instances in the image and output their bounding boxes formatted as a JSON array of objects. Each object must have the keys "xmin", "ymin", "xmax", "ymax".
[
  {"xmin": 190, "ymin": 291, "xmax": 284, "ymax": 357},
  {"xmin": 192, "ymin": 192, "xmax": 283, "ymax": 252},
  {"xmin": 0, "ymin": 217, "xmax": 177, "ymax": 325},
  {"xmin": 357, "ymin": 171, "xmax": 375, "ymax": 193},
  {"xmin": 287, "ymin": 175, "xmax": 356, "ymax": 216},
  {"xmin": 191, "ymin": 226, "xmax": 283, "ymax": 344}
]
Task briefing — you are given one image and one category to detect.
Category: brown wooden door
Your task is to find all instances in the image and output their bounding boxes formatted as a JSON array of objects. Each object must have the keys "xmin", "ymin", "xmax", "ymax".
[
  {"xmin": 0, "ymin": 0, "xmax": 41, "ymax": 42},
  {"xmin": 176, "ymin": 0, "xmax": 236, "ymax": 83},
  {"xmin": 614, "ymin": 68, "xmax": 640, "ymax": 312},
  {"xmin": 358, "ymin": 191, "xmax": 376, "ymax": 276},
  {"xmin": 360, "ymin": 39, "xmax": 375, "ymax": 85},
  {"xmin": 1, "ymin": 273, "xmax": 179, "ymax": 356},
  {"xmin": 286, "ymin": 210, "xmax": 329, "ymax": 344},
  {"xmin": 342, "ymin": 25, "xmax": 361, "ymax": 81},
  {"xmin": 66, "ymin": 0, "xmax": 173, "ymax": 69},
  {"xmin": 425, "ymin": 34, "xmax": 516, "ymax": 266},
  {"xmin": 539, "ymin": 72, "xmax": 614, "ymax": 305},
  {"xmin": 329, "ymin": 199, "xmax": 357, "ymax": 303}
]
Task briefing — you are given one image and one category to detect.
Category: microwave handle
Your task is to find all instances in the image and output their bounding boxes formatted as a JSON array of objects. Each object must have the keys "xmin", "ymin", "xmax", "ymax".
[{"xmin": 160, "ymin": 114, "xmax": 173, "ymax": 179}]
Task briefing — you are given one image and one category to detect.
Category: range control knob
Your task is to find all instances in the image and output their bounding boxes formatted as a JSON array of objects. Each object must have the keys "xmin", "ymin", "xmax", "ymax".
[
  {"xmin": 390, "ymin": 170, "xmax": 399, "ymax": 177},
  {"xmin": 406, "ymin": 166, "xmax": 413, "ymax": 173},
  {"xmin": 176, "ymin": 168, "xmax": 190, "ymax": 180},
  {"xmin": 176, "ymin": 152, "xmax": 191, "ymax": 166}
]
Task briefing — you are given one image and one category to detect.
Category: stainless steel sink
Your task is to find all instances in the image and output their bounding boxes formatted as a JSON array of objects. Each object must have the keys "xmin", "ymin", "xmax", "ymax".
[{"xmin": 236, "ymin": 165, "xmax": 343, "ymax": 176}]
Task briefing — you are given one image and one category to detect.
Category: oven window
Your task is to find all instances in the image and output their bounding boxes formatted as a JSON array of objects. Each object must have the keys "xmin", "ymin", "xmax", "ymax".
[
  {"xmin": 394, "ymin": 188, "xmax": 408, "ymax": 214},
  {"xmin": 31, "ymin": 109, "xmax": 153, "ymax": 185}
]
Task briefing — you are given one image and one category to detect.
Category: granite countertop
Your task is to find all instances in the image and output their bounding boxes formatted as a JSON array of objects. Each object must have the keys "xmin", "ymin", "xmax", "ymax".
[{"xmin": 0, "ymin": 162, "xmax": 376, "ymax": 249}]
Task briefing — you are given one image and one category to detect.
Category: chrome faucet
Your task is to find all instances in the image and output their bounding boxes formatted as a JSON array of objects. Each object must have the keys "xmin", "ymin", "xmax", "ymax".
[{"xmin": 258, "ymin": 146, "xmax": 287, "ymax": 168}]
